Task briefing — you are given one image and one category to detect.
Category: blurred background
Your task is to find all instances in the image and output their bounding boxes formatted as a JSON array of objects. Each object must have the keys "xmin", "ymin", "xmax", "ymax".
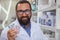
[{"xmin": 0, "ymin": 0, "xmax": 60, "ymax": 40}]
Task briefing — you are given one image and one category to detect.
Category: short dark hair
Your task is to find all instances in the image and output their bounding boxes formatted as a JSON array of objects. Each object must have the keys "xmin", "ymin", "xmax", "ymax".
[{"xmin": 16, "ymin": 1, "xmax": 32, "ymax": 11}]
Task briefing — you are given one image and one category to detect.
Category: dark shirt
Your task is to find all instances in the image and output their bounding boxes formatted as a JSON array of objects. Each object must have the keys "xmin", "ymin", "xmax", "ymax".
[{"xmin": 21, "ymin": 23, "xmax": 31, "ymax": 37}]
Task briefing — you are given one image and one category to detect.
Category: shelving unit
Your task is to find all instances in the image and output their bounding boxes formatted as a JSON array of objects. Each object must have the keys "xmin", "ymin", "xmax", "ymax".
[
  {"xmin": 40, "ymin": 25, "xmax": 55, "ymax": 32},
  {"xmin": 38, "ymin": 5, "xmax": 56, "ymax": 12},
  {"xmin": 37, "ymin": 0, "xmax": 56, "ymax": 40}
]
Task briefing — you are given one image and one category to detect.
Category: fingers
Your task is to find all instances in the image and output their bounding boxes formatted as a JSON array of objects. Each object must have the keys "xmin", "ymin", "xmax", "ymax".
[{"xmin": 7, "ymin": 29, "xmax": 18, "ymax": 40}]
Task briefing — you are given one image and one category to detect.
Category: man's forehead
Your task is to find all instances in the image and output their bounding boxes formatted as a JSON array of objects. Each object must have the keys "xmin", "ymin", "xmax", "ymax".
[
  {"xmin": 18, "ymin": 3, "xmax": 30, "ymax": 7},
  {"xmin": 17, "ymin": 3, "xmax": 30, "ymax": 10}
]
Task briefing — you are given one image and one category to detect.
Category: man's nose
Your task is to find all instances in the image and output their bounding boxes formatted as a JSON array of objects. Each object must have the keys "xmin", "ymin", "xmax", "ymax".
[{"xmin": 22, "ymin": 12, "xmax": 27, "ymax": 16}]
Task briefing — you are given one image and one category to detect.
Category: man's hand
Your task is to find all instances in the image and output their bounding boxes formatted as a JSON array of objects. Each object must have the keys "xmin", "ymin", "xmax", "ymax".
[{"xmin": 7, "ymin": 28, "xmax": 18, "ymax": 40}]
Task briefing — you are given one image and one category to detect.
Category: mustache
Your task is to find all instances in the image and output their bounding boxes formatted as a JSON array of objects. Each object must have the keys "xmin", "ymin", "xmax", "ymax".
[{"xmin": 21, "ymin": 16, "xmax": 29, "ymax": 18}]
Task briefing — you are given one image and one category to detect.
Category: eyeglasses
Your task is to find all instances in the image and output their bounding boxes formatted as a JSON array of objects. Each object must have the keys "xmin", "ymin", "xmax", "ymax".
[{"xmin": 17, "ymin": 10, "xmax": 31, "ymax": 14}]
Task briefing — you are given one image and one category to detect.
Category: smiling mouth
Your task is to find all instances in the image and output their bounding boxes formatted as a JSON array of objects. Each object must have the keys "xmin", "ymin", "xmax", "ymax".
[{"xmin": 22, "ymin": 17, "xmax": 28, "ymax": 21}]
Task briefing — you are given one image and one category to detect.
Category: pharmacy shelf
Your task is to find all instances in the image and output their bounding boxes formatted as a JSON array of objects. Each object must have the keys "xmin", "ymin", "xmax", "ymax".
[
  {"xmin": 38, "ymin": 0, "xmax": 56, "ymax": 40},
  {"xmin": 38, "ymin": 5, "xmax": 56, "ymax": 12},
  {"xmin": 39, "ymin": 25, "xmax": 55, "ymax": 32},
  {"xmin": 38, "ymin": 5, "xmax": 56, "ymax": 32}
]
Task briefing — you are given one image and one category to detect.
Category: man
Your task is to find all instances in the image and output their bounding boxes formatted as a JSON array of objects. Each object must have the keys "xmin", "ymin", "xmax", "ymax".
[{"xmin": 0, "ymin": 1, "xmax": 48, "ymax": 40}]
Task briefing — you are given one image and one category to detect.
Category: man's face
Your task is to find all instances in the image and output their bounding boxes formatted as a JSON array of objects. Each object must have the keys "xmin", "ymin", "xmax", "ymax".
[{"xmin": 16, "ymin": 3, "xmax": 32, "ymax": 25}]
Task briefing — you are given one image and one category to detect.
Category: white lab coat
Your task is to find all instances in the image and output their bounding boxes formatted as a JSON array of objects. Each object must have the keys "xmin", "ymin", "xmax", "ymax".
[{"xmin": 0, "ymin": 19, "xmax": 48, "ymax": 40}]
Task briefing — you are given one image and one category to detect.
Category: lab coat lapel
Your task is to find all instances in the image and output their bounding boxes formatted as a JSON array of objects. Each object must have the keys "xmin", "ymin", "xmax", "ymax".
[
  {"xmin": 30, "ymin": 21, "xmax": 41, "ymax": 40},
  {"xmin": 15, "ymin": 19, "xmax": 30, "ymax": 40}
]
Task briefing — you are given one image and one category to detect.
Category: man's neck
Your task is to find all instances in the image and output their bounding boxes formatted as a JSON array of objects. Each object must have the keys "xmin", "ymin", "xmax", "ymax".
[{"xmin": 25, "ymin": 24, "xmax": 30, "ymax": 29}]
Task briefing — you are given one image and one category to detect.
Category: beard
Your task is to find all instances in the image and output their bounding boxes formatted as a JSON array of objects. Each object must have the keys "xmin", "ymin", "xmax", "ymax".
[{"xmin": 18, "ymin": 16, "xmax": 31, "ymax": 25}]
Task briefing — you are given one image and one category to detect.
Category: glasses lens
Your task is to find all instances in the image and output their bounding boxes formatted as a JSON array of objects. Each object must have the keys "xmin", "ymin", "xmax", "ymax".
[{"xmin": 17, "ymin": 10, "xmax": 31, "ymax": 14}]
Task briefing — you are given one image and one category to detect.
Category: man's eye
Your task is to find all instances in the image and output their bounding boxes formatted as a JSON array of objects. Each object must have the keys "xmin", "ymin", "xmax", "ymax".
[{"xmin": 20, "ymin": 10, "xmax": 23, "ymax": 11}]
